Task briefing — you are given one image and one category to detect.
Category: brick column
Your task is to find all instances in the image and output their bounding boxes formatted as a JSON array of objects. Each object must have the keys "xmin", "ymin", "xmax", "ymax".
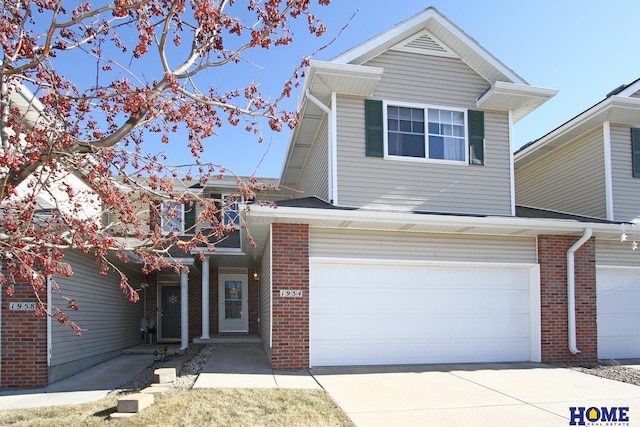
[
  {"xmin": 538, "ymin": 235, "xmax": 597, "ymax": 364},
  {"xmin": 1, "ymin": 274, "xmax": 48, "ymax": 389},
  {"xmin": 271, "ymin": 223, "xmax": 309, "ymax": 370}
]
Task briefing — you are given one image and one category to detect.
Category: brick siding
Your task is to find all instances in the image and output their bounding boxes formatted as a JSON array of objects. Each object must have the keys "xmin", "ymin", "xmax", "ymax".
[
  {"xmin": 538, "ymin": 235, "xmax": 597, "ymax": 363},
  {"xmin": 271, "ymin": 223, "xmax": 309, "ymax": 370},
  {"xmin": 0, "ymin": 272, "xmax": 48, "ymax": 389}
]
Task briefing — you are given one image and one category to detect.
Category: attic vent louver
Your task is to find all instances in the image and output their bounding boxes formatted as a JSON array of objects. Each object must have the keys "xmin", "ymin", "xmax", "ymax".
[
  {"xmin": 391, "ymin": 30, "xmax": 458, "ymax": 58},
  {"xmin": 406, "ymin": 34, "xmax": 448, "ymax": 53}
]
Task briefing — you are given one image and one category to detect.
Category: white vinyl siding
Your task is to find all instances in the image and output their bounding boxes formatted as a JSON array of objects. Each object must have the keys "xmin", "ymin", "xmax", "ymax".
[
  {"xmin": 337, "ymin": 97, "xmax": 511, "ymax": 214},
  {"xmin": 310, "ymin": 228, "xmax": 537, "ymax": 264},
  {"xmin": 596, "ymin": 240, "xmax": 640, "ymax": 266},
  {"xmin": 610, "ymin": 124, "xmax": 640, "ymax": 222},
  {"xmin": 50, "ymin": 250, "xmax": 144, "ymax": 378},
  {"xmin": 259, "ymin": 234, "xmax": 272, "ymax": 359},
  {"xmin": 334, "ymin": 51, "xmax": 511, "ymax": 215},
  {"xmin": 515, "ymin": 127, "xmax": 606, "ymax": 218},
  {"xmin": 297, "ymin": 115, "xmax": 329, "ymax": 201}
]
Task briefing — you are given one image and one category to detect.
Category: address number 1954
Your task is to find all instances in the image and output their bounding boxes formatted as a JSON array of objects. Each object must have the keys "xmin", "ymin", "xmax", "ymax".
[{"xmin": 279, "ymin": 290, "xmax": 303, "ymax": 298}]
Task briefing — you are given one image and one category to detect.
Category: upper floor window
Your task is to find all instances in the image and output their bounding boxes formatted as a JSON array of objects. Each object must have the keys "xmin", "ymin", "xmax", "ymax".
[
  {"xmin": 161, "ymin": 201, "xmax": 184, "ymax": 233},
  {"xmin": 387, "ymin": 106, "xmax": 465, "ymax": 161},
  {"xmin": 365, "ymin": 99, "xmax": 485, "ymax": 165},
  {"xmin": 222, "ymin": 195, "xmax": 243, "ymax": 228}
]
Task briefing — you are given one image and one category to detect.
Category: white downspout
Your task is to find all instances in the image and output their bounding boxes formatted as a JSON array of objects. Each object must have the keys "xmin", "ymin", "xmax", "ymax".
[
  {"xmin": 305, "ymin": 89, "xmax": 333, "ymax": 203},
  {"xmin": 567, "ymin": 228, "xmax": 592, "ymax": 354}
]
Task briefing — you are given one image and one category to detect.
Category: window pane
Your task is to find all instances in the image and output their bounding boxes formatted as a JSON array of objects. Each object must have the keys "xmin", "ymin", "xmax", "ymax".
[
  {"xmin": 399, "ymin": 120, "xmax": 412, "ymax": 132},
  {"xmin": 162, "ymin": 202, "xmax": 184, "ymax": 233},
  {"xmin": 427, "ymin": 108, "xmax": 466, "ymax": 161},
  {"xmin": 223, "ymin": 195, "xmax": 243, "ymax": 227},
  {"xmin": 444, "ymin": 137, "xmax": 464, "ymax": 161},
  {"xmin": 387, "ymin": 106, "xmax": 425, "ymax": 158},
  {"xmin": 429, "ymin": 136, "xmax": 444, "ymax": 159},
  {"xmin": 398, "ymin": 107, "xmax": 412, "ymax": 120}
]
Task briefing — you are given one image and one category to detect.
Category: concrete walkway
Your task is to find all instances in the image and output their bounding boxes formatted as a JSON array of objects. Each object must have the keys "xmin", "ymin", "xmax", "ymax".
[
  {"xmin": 193, "ymin": 343, "xmax": 320, "ymax": 389},
  {"xmin": 0, "ymin": 354, "xmax": 152, "ymax": 410}
]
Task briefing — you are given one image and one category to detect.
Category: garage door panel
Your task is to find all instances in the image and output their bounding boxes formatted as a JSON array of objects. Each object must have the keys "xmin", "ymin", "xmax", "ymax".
[
  {"xmin": 312, "ymin": 338, "xmax": 531, "ymax": 366},
  {"xmin": 310, "ymin": 261, "xmax": 535, "ymax": 366},
  {"xmin": 597, "ymin": 267, "xmax": 640, "ymax": 359},
  {"xmin": 312, "ymin": 284, "xmax": 530, "ymax": 315}
]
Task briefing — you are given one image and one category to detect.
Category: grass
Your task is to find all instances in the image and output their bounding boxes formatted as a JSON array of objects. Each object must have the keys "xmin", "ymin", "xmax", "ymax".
[{"xmin": 0, "ymin": 388, "xmax": 355, "ymax": 427}]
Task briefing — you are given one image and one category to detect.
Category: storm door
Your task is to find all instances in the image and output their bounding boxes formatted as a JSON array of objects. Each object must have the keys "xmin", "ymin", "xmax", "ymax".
[{"xmin": 218, "ymin": 271, "xmax": 248, "ymax": 332}]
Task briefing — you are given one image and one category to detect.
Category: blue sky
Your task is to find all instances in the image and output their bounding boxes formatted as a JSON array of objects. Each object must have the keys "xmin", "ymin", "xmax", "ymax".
[{"xmin": 168, "ymin": 0, "xmax": 640, "ymax": 178}]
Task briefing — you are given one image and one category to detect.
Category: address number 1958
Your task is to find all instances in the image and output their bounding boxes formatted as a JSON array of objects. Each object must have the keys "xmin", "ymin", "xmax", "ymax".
[{"xmin": 9, "ymin": 302, "xmax": 36, "ymax": 311}]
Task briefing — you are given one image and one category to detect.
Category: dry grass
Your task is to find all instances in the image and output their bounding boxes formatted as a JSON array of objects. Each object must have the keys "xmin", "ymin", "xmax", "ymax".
[{"xmin": 0, "ymin": 388, "xmax": 354, "ymax": 427}]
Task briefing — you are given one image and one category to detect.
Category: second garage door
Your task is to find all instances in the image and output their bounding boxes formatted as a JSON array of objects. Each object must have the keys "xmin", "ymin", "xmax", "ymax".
[
  {"xmin": 309, "ymin": 259, "xmax": 539, "ymax": 367},
  {"xmin": 597, "ymin": 266, "xmax": 640, "ymax": 359}
]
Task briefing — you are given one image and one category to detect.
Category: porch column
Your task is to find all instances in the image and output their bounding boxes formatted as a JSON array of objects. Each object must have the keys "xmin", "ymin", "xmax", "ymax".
[
  {"xmin": 201, "ymin": 256, "xmax": 210, "ymax": 339},
  {"xmin": 180, "ymin": 266, "xmax": 189, "ymax": 351}
]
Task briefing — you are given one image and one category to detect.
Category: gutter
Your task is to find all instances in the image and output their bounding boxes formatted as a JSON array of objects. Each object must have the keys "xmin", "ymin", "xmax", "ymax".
[{"xmin": 567, "ymin": 228, "xmax": 592, "ymax": 355}]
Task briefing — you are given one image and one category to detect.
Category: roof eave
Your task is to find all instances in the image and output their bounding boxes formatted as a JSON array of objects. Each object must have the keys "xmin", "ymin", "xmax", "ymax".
[
  {"xmin": 515, "ymin": 96, "xmax": 640, "ymax": 169},
  {"xmin": 476, "ymin": 81, "xmax": 558, "ymax": 123},
  {"xmin": 246, "ymin": 204, "xmax": 623, "ymax": 240}
]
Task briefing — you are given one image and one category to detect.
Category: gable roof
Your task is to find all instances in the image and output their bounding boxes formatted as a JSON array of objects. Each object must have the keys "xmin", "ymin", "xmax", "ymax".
[
  {"xmin": 332, "ymin": 7, "xmax": 524, "ymax": 85},
  {"xmin": 280, "ymin": 7, "xmax": 557, "ymax": 190},
  {"xmin": 515, "ymin": 78, "xmax": 640, "ymax": 169}
]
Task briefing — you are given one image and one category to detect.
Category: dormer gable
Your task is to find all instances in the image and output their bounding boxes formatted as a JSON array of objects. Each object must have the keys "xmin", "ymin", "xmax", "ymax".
[{"xmin": 389, "ymin": 29, "xmax": 458, "ymax": 59}]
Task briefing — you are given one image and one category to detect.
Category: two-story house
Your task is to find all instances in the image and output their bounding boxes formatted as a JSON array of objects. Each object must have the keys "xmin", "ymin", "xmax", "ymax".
[
  {"xmin": 243, "ymin": 7, "xmax": 626, "ymax": 370},
  {"xmin": 4, "ymin": 7, "xmax": 634, "ymax": 390},
  {"xmin": 515, "ymin": 79, "xmax": 640, "ymax": 361}
]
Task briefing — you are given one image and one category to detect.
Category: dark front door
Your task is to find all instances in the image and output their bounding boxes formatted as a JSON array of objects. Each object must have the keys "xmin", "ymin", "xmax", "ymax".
[{"xmin": 160, "ymin": 285, "xmax": 181, "ymax": 339}]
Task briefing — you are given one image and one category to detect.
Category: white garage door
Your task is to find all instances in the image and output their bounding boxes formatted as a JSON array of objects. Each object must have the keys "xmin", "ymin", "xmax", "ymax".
[
  {"xmin": 310, "ymin": 259, "xmax": 539, "ymax": 366},
  {"xmin": 597, "ymin": 267, "xmax": 640, "ymax": 359}
]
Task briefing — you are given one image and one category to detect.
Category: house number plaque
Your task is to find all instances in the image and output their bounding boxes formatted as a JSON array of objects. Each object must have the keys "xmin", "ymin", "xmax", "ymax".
[
  {"xmin": 279, "ymin": 289, "xmax": 303, "ymax": 298},
  {"xmin": 9, "ymin": 302, "xmax": 36, "ymax": 311}
]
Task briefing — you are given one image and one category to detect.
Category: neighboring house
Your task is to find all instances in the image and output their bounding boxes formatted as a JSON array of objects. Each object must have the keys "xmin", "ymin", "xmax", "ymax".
[
  {"xmin": 3, "ymin": 7, "xmax": 637, "ymax": 390},
  {"xmin": 0, "ymin": 82, "xmax": 145, "ymax": 388},
  {"xmin": 515, "ymin": 79, "xmax": 640, "ymax": 360}
]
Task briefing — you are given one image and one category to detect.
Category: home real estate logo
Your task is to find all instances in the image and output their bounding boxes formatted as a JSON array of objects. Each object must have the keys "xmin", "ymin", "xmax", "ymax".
[{"xmin": 569, "ymin": 406, "xmax": 630, "ymax": 426}]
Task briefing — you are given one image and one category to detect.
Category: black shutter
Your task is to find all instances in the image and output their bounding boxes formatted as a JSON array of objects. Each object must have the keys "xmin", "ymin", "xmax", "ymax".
[
  {"xmin": 632, "ymin": 128, "xmax": 640, "ymax": 178},
  {"xmin": 365, "ymin": 99, "xmax": 384, "ymax": 157},
  {"xmin": 468, "ymin": 110, "xmax": 485, "ymax": 165},
  {"xmin": 184, "ymin": 201, "xmax": 196, "ymax": 234},
  {"xmin": 149, "ymin": 201, "xmax": 161, "ymax": 232},
  {"xmin": 211, "ymin": 193, "xmax": 222, "ymax": 222}
]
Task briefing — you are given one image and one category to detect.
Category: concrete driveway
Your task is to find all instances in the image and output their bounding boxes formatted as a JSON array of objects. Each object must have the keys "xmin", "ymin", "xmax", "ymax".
[{"xmin": 311, "ymin": 362, "xmax": 640, "ymax": 427}]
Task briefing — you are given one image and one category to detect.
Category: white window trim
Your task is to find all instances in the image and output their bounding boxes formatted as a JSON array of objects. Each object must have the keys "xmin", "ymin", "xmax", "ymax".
[
  {"xmin": 222, "ymin": 195, "xmax": 244, "ymax": 228},
  {"xmin": 382, "ymin": 100, "xmax": 469, "ymax": 165},
  {"xmin": 161, "ymin": 201, "xmax": 184, "ymax": 234}
]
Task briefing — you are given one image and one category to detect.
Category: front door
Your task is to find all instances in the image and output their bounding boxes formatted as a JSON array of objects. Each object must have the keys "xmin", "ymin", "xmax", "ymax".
[
  {"xmin": 218, "ymin": 272, "xmax": 248, "ymax": 332},
  {"xmin": 160, "ymin": 284, "xmax": 181, "ymax": 340}
]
